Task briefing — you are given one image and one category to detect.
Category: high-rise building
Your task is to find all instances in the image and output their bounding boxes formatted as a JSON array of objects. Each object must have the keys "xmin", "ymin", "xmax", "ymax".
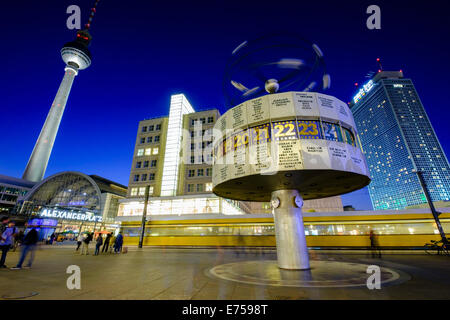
[
  {"xmin": 118, "ymin": 94, "xmax": 343, "ymax": 218},
  {"xmin": 350, "ymin": 71, "xmax": 450, "ymax": 210},
  {"xmin": 22, "ymin": 1, "xmax": 101, "ymax": 182}
]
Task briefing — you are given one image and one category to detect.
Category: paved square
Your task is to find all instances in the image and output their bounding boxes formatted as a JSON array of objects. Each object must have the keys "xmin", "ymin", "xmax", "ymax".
[{"xmin": 1, "ymin": 245, "xmax": 450, "ymax": 300}]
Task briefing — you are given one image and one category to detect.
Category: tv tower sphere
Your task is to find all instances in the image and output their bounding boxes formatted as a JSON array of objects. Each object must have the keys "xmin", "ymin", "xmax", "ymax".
[{"xmin": 61, "ymin": 30, "xmax": 92, "ymax": 71}]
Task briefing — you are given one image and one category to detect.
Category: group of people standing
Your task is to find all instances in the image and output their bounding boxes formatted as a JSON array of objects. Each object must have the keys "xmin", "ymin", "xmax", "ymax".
[
  {"xmin": 76, "ymin": 231, "xmax": 123, "ymax": 255},
  {"xmin": 0, "ymin": 217, "xmax": 38, "ymax": 270}
]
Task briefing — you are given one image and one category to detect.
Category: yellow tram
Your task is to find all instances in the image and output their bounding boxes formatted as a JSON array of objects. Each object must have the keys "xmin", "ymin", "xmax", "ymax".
[{"xmin": 120, "ymin": 209, "xmax": 450, "ymax": 248}]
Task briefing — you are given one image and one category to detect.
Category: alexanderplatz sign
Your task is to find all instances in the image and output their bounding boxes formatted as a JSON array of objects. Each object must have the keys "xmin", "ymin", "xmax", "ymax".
[{"xmin": 38, "ymin": 208, "xmax": 103, "ymax": 223}]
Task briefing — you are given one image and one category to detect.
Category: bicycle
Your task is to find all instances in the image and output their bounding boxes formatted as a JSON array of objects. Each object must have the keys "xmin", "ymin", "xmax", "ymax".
[{"xmin": 424, "ymin": 239, "xmax": 450, "ymax": 256}]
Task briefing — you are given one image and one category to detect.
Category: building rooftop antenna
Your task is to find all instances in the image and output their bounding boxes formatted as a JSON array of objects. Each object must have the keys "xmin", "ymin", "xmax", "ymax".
[{"xmin": 376, "ymin": 58, "xmax": 383, "ymax": 72}]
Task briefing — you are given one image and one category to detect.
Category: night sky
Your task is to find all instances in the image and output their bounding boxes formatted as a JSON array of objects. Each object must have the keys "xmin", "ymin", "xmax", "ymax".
[{"xmin": 1, "ymin": 0, "xmax": 449, "ymax": 210}]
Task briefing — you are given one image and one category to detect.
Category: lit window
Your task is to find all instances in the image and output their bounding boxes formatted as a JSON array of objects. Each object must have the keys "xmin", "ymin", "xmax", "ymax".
[
  {"xmin": 149, "ymin": 186, "xmax": 154, "ymax": 195},
  {"xmin": 152, "ymin": 147, "xmax": 159, "ymax": 155},
  {"xmin": 137, "ymin": 149, "xmax": 144, "ymax": 156},
  {"xmin": 139, "ymin": 187, "xmax": 146, "ymax": 196},
  {"xmin": 130, "ymin": 188, "xmax": 137, "ymax": 196},
  {"xmin": 145, "ymin": 148, "xmax": 151, "ymax": 156},
  {"xmin": 205, "ymin": 183, "xmax": 212, "ymax": 191}
]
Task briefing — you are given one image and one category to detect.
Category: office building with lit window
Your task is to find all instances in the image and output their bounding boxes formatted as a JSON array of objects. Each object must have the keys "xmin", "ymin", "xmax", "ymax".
[
  {"xmin": 118, "ymin": 94, "xmax": 343, "ymax": 219},
  {"xmin": 350, "ymin": 71, "xmax": 450, "ymax": 210}
]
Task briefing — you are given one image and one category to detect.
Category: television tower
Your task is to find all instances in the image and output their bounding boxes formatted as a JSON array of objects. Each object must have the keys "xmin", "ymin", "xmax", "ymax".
[{"xmin": 22, "ymin": 1, "xmax": 101, "ymax": 182}]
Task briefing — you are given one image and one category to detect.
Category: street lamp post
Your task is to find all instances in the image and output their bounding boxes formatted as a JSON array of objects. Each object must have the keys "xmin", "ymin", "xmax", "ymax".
[
  {"xmin": 138, "ymin": 185, "xmax": 150, "ymax": 248},
  {"xmin": 416, "ymin": 170, "xmax": 448, "ymax": 244}
]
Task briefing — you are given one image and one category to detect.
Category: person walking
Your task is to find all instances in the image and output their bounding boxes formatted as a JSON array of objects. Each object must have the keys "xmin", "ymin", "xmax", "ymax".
[
  {"xmin": 114, "ymin": 232, "xmax": 123, "ymax": 254},
  {"xmin": 102, "ymin": 233, "xmax": 112, "ymax": 253},
  {"xmin": 0, "ymin": 217, "xmax": 8, "ymax": 268},
  {"xmin": 108, "ymin": 234, "xmax": 116, "ymax": 254},
  {"xmin": 369, "ymin": 229, "xmax": 382, "ymax": 258},
  {"xmin": 11, "ymin": 226, "xmax": 38, "ymax": 270},
  {"xmin": 76, "ymin": 233, "xmax": 83, "ymax": 251},
  {"xmin": 94, "ymin": 233, "xmax": 103, "ymax": 256},
  {"xmin": 80, "ymin": 232, "xmax": 93, "ymax": 255},
  {"xmin": 0, "ymin": 217, "xmax": 8, "ymax": 234},
  {"xmin": 0, "ymin": 221, "xmax": 17, "ymax": 268}
]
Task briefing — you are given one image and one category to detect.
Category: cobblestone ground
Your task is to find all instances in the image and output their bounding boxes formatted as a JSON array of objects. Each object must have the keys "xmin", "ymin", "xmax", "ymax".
[{"xmin": 0, "ymin": 245, "xmax": 450, "ymax": 300}]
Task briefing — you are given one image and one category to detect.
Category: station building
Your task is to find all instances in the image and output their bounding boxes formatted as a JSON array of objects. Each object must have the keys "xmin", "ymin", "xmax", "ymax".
[{"xmin": 16, "ymin": 171, "xmax": 127, "ymax": 240}]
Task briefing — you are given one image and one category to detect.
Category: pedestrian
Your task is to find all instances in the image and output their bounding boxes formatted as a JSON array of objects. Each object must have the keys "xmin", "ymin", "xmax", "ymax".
[
  {"xmin": 11, "ymin": 225, "xmax": 38, "ymax": 270},
  {"xmin": 102, "ymin": 233, "xmax": 112, "ymax": 253},
  {"xmin": 94, "ymin": 233, "xmax": 103, "ymax": 256},
  {"xmin": 114, "ymin": 232, "xmax": 123, "ymax": 253},
  {"xmin": 369, "ymin": 229, "xmax": 382, "ymax": 258},
  {"xmin": 76, "ymin": 232, "xmax": 83, "ymax": 251},
  {"xmin": 109, "ymin": 234, "xmax": 116, "ymax": 254},
  {"xmin": 0, "ymin": 217, "xmax": 11, "ymax": 267},
  {"xmin": 0, "ymin": 217, "xmax": 8, "ymax": 235},
  {"xmin": 80, "ymin": 232, "xmax": 93, "ymax": 255},
  {"xmin": 49, "ymin": 232, "xmax": 56, "ymax": 245},
  {"xmin": 0, "ymin": 220, "xmax": 17, "ymax": 268}
]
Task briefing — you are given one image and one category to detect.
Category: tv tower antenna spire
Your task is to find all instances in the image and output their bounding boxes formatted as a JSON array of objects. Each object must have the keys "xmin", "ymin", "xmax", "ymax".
[{"xmin": 22, "ymin": 0, "xmax": 102, "ymax": 182}]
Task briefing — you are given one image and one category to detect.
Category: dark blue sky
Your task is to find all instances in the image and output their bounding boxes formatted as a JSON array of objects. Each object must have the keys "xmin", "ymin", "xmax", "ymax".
[{"xmin": 1, "ymin": 0, "xmax": 449, "ymax": 210}]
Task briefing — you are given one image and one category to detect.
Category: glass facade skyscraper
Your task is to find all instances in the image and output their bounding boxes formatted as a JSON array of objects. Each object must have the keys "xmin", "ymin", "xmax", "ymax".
[{"xmin": 350, "ymin": 71, "xmax": 450, "ymax": 210}]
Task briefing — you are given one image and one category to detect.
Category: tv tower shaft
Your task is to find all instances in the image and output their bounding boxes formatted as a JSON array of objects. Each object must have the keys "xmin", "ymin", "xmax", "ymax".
[{"xmin": 22, "ymin": 66, "xmax": 78, "ymax": 182}]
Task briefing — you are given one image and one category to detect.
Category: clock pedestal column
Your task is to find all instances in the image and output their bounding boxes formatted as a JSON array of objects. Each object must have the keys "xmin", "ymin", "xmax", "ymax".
[{"xmin": 271, "ymin": 189, "xmax": 310, "ymax": 270}]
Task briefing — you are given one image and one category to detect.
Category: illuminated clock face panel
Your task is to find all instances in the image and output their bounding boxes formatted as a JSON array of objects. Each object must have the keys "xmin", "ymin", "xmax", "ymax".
[{"xmin": 211, "ymin": 91, "xmax": 371, "ymax": 202}]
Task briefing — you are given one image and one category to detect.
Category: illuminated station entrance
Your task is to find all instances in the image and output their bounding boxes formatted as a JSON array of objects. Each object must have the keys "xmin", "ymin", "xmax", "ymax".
[{"xmin": 17, "ymin": 171, "xmax": 127, "ymax": 240}]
